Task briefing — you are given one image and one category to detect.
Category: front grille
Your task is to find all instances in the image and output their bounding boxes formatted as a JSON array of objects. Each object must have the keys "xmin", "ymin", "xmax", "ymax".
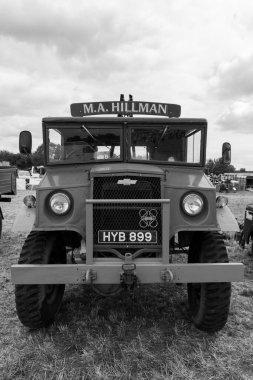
[
  {"xmin": 93, "ymin": 176, "xmax": 161, "ymax": 246},
  {"xmin": 93, "ymin": 176, "xmax": 161, "ymax": 199}
]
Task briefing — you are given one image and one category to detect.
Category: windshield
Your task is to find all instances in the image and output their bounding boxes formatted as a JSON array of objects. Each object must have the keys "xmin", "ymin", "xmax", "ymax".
[
  {"xmin": 129, "ymin": 125, "xmax": 203, "ymax": 164},
  {"xmin": 47, "ymin": 124, "xmax": 122, "ymax": 163}
]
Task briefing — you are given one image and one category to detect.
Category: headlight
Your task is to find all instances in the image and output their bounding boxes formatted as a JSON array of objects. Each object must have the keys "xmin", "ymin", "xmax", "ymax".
[
  {"xmin": 49, "ymin": 192, "xmax": 71, "ymax": 215},
  {"xmin": 182, "ymin": 193, "xmax": 204, "ymax": 216}
]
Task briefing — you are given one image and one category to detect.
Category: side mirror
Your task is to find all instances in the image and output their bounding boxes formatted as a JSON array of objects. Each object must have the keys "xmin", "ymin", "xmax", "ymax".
[
  {"xmin": 222, "ymin": 142, "xmax": 231, "ymax": 165},
  {"xmin": 19, "ymin": 131, "xmax": 32, "ymax": 154}
]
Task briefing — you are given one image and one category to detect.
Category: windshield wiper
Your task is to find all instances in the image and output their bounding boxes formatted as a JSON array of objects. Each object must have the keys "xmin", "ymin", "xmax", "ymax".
[
  {"xmin": 157, "ymin": 126, "xmax": 168, "ymax": 146},
  {"xmin": 80, "ymin": 125, "xmax": 110, "ymax": 150}
]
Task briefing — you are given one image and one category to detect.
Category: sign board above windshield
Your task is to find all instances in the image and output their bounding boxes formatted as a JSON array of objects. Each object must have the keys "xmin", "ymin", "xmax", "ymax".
[{"xmin": 70, "ymin": 101, "xmax": 181, "ymax": 118}]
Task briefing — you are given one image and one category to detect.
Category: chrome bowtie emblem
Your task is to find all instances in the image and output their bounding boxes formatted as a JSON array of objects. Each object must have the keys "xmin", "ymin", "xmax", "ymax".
[
  {"xmin": 139, "ymin": 209, "xmax": 158, "ymax": 228},
  {"xmin": 117, "ymin": 178, "xmax": 137, "ymax": 185}
]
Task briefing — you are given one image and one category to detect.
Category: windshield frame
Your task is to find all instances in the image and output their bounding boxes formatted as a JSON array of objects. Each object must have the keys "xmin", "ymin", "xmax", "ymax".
[
  {"xmin": 43, "ymin": 121, "xmax": 124, "ymax": 165},
  {"xmin": 127, "ymin": 123, "xmax": 206, "ymax": 167},
  {"xmin": 43, "ymin": 118, "xmax": 207, "ymax": 167}
]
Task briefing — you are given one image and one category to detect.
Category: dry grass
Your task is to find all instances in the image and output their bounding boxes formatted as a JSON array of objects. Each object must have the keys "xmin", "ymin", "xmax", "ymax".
[{"xmin": 0, "ymin": 191, "xmax": 253, "ymax": 380}]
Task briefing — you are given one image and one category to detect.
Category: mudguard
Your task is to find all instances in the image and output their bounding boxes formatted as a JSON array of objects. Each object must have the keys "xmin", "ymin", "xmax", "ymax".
[
  {"xmin": 216, "ymin": 205, "xmax": 239, "ymax": 232},
  {"xmin": 12, "ymin": 204, "xmax": 36, "ymax": 233}
]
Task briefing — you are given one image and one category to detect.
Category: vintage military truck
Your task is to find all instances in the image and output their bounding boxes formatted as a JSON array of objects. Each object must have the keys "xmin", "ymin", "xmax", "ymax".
[
  {"xmin": 0, "ymin": 165, "xmax": 17, "ymax": 237},
  {"xmin": 11, "ymin": 96, "xmax": 244, "ymax": 332}
]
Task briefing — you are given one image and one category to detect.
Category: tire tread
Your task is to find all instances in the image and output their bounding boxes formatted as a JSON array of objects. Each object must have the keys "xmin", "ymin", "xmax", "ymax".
[
  {"xmin": 15, "ymin": 231, "xmax": 65, "ymax": 329},
  {"xmin": 188, "ymin": 231, "xmax": 231, "ymax": 332}
]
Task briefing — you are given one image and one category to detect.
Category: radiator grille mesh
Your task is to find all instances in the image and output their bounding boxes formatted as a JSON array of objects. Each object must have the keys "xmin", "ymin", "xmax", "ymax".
[{"xmin": 93, "ymin": 176, "xmax": 162, "ymax": 246}]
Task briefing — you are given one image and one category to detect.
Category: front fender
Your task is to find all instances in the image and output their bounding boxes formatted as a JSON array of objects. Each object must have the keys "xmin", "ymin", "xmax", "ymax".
[
  {"xmin": 216, "ymin": 205, "xmax": 239, "ymax": 233},
  {"xmin": 12, "ymin": 204, "xmax": 36, "ymax": 233}
]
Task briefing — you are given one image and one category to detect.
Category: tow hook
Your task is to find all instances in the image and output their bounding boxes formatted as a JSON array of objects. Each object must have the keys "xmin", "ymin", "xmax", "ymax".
[{"xmin": 120, "ymin": 253, "xmax": 139, "ymax": 290}]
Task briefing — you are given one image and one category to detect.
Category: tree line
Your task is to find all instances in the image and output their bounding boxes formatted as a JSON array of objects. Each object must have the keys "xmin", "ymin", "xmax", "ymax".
[
  {"xmin": 205, "ymin": 158, "xmax": 236, "ymax": 175},
  {"xmin": 0, "ymin": 144, "xmax": 45, "ymax": 169}
]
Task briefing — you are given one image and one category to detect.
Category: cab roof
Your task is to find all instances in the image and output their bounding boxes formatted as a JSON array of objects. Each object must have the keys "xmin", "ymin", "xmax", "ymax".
[{"xmin": 42, "ymin": 116, "xmax": 207, "ymax": 125}]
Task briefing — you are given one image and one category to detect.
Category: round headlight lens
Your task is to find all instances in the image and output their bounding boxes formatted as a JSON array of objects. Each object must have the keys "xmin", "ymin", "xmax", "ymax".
[
  {"xmin": 182, "ymin": 193, "xmax": 204, "ymax": 216},
  {"xmin": 49, "ymin": 193, "xmax": 71, "ymax": 215}
]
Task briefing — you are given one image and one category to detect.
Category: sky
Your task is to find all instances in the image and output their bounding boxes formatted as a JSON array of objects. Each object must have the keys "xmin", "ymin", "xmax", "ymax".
[{"xmin": 1, "ymin": 0, "xmax": 253, "ymax": 169}]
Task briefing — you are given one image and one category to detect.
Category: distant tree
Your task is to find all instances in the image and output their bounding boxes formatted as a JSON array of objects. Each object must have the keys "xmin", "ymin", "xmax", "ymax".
[
  {"xmin": 1, "ymin": 141, "xmax": 61, "ymax": 169},
  {"xmin": 31, "ymin": 142, "xmax": 61, "ymax": 165},
  {"xmin": 31, "ymin": 144, "xmax": 44, "ymax": 166},
  {"xmin": 205, "ymin": 158, "xmax": 236, "ymax": 175},
  {"xmin": 15, "ymin": 154, "xmax": 33, "ymax": 170},
  {"xmin": 0, "ymin": 150, "xmax": 13, "ymax": 163},
  {"xmin": 0, "ymin": 150, "xmax": 33, "ymax": 169},
  {"xmin": 239, "ymin": 168, "xmax": 246, "ymax": 172},
  {"xmin": 48, "ymin": 142, "xmax": 61, "ymax": 161}
]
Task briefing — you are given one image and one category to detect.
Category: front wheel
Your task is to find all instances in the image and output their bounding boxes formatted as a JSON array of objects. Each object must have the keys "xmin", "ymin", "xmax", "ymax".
[
  {"xmin": 187, "ymin": 231, "xmax": 231, "ymax": 333},
  {"xmin": 15, "ymin": 231, "xmax": 66, "ymax": 329}
]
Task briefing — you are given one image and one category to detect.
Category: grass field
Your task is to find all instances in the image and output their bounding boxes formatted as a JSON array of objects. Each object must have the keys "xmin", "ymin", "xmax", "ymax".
[{"xmin": 1, "ymin": 191, "xmax": 253, "ymax": 380}]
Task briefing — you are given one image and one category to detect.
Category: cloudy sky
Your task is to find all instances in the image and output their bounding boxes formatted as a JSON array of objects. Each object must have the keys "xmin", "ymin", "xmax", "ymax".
[{"xmin": 1, "ymin": 0, "xmax": 253, "ymax": 169}]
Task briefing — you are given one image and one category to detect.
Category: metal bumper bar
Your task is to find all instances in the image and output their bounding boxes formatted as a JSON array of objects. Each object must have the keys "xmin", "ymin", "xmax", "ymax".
[{"xmin": 11, "ymin": 262, "xmax": 244, "ymax": 285}]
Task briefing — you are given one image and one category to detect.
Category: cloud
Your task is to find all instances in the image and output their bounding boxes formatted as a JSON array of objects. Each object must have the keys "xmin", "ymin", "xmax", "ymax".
[
  {"xmin": 0, "ymin": 115, "xmax": 43, "ymax": 153},
  {"xmin": 217, "ymin": 100, "xmax": 253, "ymax": 132},
  {"xmin": 0, "ymin": 0, "xmax": 177, "ymax": 119},
  {"xmin": 209, "ymin": 55, "xmax": 253, "ymax": 99},
  {"xmin": 208, "ymin": 54, "xmax": 253, "ymax": 137},
  {"xmin": 1, "ymin": 0, "xmax": 253, "ymax": 170},
  {"xmin": 0, "ymin": 0, "xmax": 160, "ymax": 60}
]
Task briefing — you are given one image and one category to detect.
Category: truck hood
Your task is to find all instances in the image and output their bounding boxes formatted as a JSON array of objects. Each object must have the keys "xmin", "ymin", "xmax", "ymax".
[
  {"xmin": 165, "ymin": 167, "xmax": 213, "ymax": 189},
  {"xmin": 39, "ymin": 163, "xmax": 212, "ymax": 190}
]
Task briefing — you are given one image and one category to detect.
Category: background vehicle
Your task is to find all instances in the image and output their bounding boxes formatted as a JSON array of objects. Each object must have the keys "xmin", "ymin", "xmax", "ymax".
[
  {"xmin": 18, "ymin": 169, "xmax": 30, "ymax": 181},
  {"xmin": 0, "ymin": 165, "xmax": 17, "ymax": 237},
  {"xmin": 30, "ymin": 166, "xmax": 45, "ymax": 178},
  {"xmin": 11, "ymin": 95, "xmax": 243, "ymax": 332}
]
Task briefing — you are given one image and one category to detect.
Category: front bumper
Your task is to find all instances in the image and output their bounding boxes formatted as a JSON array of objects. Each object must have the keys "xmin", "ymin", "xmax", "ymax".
[
  {"xmin": 11, "ymin": 198, "xmax": 244, "ymax": 285},
  {"xmin": 11, "ymin": 262, "xmax": 244, "ymax": 284}
]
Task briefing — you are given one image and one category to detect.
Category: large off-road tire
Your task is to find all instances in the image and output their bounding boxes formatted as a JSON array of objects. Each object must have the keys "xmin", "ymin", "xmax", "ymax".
[
  {"xmin": 187, "ymin": 231, "xmax": 231, "ymax": 333},
  {"xmin": 15, "ymin": 231, "xmax": 66, "ymax": 329}
]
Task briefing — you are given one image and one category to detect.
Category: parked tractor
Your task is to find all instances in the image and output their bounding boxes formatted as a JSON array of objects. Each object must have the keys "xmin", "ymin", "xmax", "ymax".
[{"xmin": 11, "ymin": 95, "xmax": 244, "ymax": 332}]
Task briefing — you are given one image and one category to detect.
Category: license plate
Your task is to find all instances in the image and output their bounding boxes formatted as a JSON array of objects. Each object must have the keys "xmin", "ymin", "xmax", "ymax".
[{"xmin": 98, "ymin": 230, "xmax": 157, "ymax": 244}]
